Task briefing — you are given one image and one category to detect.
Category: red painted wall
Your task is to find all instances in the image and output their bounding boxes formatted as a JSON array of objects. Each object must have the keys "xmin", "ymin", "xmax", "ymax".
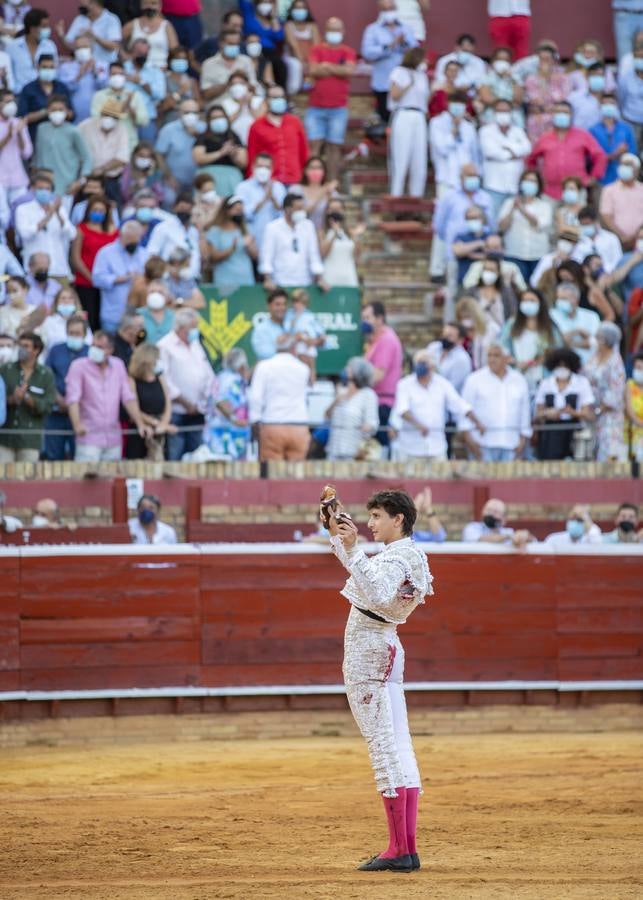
[{"xmin": 2, "ymin": 548, "xmax": 641, "ymax": 693}]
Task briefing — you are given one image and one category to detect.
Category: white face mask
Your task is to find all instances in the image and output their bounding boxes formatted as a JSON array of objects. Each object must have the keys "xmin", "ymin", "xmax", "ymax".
[
  {"xmin": 2, "ymin": 101, "xmax": 17, "ymax": 119},
  {"xmin": 75, "ymin": 47, "xmax": 92, "ymax": 63},
  {"xmin": 0, "ymin": 346, "xmax": 17, "ymax": 364},
  {"xmin": 88, "ymin": 345, "xmax": 106, "ymax": 365},
  {"xmin": 200, "ymin": 189, "xmax": 218, "ymax": 203},
  {"xmin": 495, "ymin": 111, "xmax": 512, "ymax": 127},
  {"xmin": 229, "ymin": 82, "xmax": 247, "ymax": 100},
  {"xmin": 493, "ymin": 59, "xmax": 511, "ymax": 75},
  {"xmin": 48, "ymin": 109, "xmax": 66, "ymax": 126},
  {"xmin": 246, "ymin": 42, "xmax": 262, "ymax": 58},
  {"xmin": 146, "ymin": 291, "xmax": 166, "ymax": 310},
  {"xmin": 633, "ymin": 368, "xmax": 643, "ymax": 385},
  {"xmin": 100, "ymin": 115, "xmax": 117, "ymax": 131},
  {"xmin": 553, "ymin": 366, "xmax": 571, "ymax": 380},
  {"xmin": 325, "ymin": 31, "xmax": 343, "ymax": 45},
  {"xmin": 254, "ymin": 165, "xmax": 271, "ymax": 184},
  {"xmin": 181, "ymin": 111, "xmax": 199, "ymax": 129},
  {"xmin": 636, "ymin": 239, "xmax": 643, "ymax": 254},
  {"xmin": 135, "ymin": 157, "xmax": 153, "ymax": 170},
  {"xmin": 557, "ymin": 239, "xmax": 574, "ymax": 255},
  {"xmin": 257, "ymin": 2, "xmax": 273, "ymax": 15},
  {"xmin": 32, "ymin": 514, "xmax": 50, "ymax": 527},
  {"xmin": 481, "ymin": 270, "xmax": 498, "ymax": 285},
  {"xmin": 291, "ymin": 209, "xmax": 307, "ymax": 225},
  {"xmin": 109, "ymin": 73, "xmax": 126, "ymax": 91}
]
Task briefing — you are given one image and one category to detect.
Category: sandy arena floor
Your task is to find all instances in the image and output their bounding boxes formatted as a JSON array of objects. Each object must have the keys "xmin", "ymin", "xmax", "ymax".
[{"xmin": 0, "ymin": 731, "xmax": 641, "ymax": 900}]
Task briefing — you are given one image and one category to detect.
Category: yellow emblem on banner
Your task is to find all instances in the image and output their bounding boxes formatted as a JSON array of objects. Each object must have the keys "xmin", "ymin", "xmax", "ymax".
[{"xmin": 198, "ymin": 298, "xmax": 253, "ymax": 360}]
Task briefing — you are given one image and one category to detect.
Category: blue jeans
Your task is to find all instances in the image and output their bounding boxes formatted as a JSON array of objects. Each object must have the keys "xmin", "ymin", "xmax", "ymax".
[
  {"xmin": 613, "ymin": 10, "xmax": 643, "ymax": 60},
  {"xmin": 166, "ymin": 412, "xmax": 205, "ymax": 461},
  {"xmin": 43, "ymin": 412, "xmax": 75, "ymax": 461},
  {"xmin": 481, "ymin": 447, "xmax": 516, "ymax": 462},
  {"xmin": 165, "ymin": 12, "xmax": 203, "ymax": 49},
  {"xmin": 304, "ymin": 106, "xmax": 349, "ymax": 144}
]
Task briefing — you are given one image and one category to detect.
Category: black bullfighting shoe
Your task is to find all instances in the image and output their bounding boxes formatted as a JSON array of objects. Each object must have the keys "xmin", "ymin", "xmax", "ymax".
[
  {"xmin": 410, "ymin": 852, "xmax": 421, "ymax": 870},
  {"xmin": 357, "ymin": 853, "xmax": 413, "ymax": 872}
]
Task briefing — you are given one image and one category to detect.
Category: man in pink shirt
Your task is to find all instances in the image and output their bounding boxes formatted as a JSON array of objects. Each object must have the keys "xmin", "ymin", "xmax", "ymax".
[
  {"xmin": 599, "ymin": 152, "xmax": 643, "ymax": 250},
  {"xmin": 362, "ymin": 301, "xmax": 403, "ymax": 447},
  {"xmin": 66, "ymin": 330, "xmax": 149, "ymax": 462},
  {"xmin": 526, "ymin": 101, "xmax": 607, "ymax": 199}
]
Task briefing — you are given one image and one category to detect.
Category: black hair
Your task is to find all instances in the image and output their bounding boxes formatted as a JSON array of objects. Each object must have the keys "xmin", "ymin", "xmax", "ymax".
[
  {"xmin": 18, "ymin": 331, "xmax": 44, "ymax": 354},
  {"xmin": 286, "ymin": 1, "xmax": 314, "ymax": 22},
  {"xmin": 283, "ymin": 192, "xmax": 304, "ymax": 210},
  {"xmin": 617, "ymin": 502, "xmax": 638, "ymax": 516},
  {"xmin": 266, "ymin": 288, "xmax": 288, "ymax": 304},
  {"xmin": 450, "ymin": 89, "xmax": 469, "ymax": 104},
  {"xmin": 456, "ymin": 33, "xmax": 475, "ymax": 46},
  {"xmin": 47, "ymin": 93, "xmax": 68, "ymax": 108},
  {"xmin": 544, "ymin": 347, "xmax": 582, "ymax": 374},
  {"xmin": 587, "ymin": 61, "xmax": 604, "ymax": 73},
  {"xmin": 366, "ymin": 490, "xmax": 417, "ymax": 537},
  {"xmin": 24, "ymin": 9, "xmax": 48, "ymax": 32},
  {"xmin": 578, "ymin": 205, "xmax": 597, "ymax": 221},
  {"xmin": 364, "ymin": 300, "xmax": 386, "ymax": 321},
  {"xmin": 520, "ymin": 168, "xmax": 543, "ymax": 195},
  {"xmin": 138, "ymin": 493, "xmax": 161, "ymax": 510}
]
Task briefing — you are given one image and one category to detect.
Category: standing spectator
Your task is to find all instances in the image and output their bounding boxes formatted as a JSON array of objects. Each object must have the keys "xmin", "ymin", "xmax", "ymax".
[
  {"xmin": 239, "ymin": 0, "xmax": 287, "ymax": 90},
  {"xmin": 42, "ymin": 314, "xmax": 89, "ymax": 461},
  {"xmin": 526, "ymin": 101, "xmax": 607, "ymax": 199},
  {"xmin": 58, "ymin": 33, "xmax": 106, "ymax": 125},
  {"xmin": 456, "ymin": 294, "xmax": 501, "ymax": 368},
  {"xmin": 487, "ymin": 1, "xmax": 531, "ymax": 61},
  {"xmin": 0, "ymin": 243, "xmax": 25, "ymax": 306},
  {"xmin": 34, "ymin": 285, "xmax": 91, "ymax": 357},
  {"xmin": 461, "ymin": 343, "xmax": 532, "ymax": 461},
  {"xmin": 248, "ymin": 339, "xmax": 311, "ymax": 461},
  {"xmin": 387, "ymin": 47, "xmax": 429, "ymax": 198},
  {"xmin": 470, "ymin": 255, "xmax": 515, "ymax": 326},
  {"xmin": 626, "ymin": 351, "xmax": 643, "ymax": 461},
  {"xmin": 247, "ymin": 85, "xmax": 309, "ymax": 186},
  {"xmin": 206, "ymin": 195, "xmax": 257, "ymax": 290},
  {"xmin": 305, "ymin": 17, "xmax": 356, "ymax": 183},
  {"xmin": 122, "ymin": 0, "xmax": 178, "ymax": 70},
  {"xmin": 602, "ymin": 503, "xmax": 641, "ymax": 544},
  {"xmin": 325, "ymin": 357, "xmax": 379, "ymax": 461},
  {"xmin": 138, "ymin": 282, "xmax": 175, "ymax": 345},
  {"xmin": 8, "ymin": 9, "xmax": 58, "ymax": 94},
  {"xmin": 617, "ymin": 43, "xmax": 643, "ymax": 141},
  {"xmin": 427, "ymin": 323, "xmax": 473, "ymax": 393},
  {"xmin": 498, "ymin": 169, "xmax": 553, "ymax": 282},
  {"xmin": 245, "ymin": 31, "xmax": 276, "ymax": 90},
  {"xmin": 0, "ymin": 331, "xmax": 54, "ymax": 462},
  {"xmin": 590, "ymin": 98, "xmax": 637, "ymax": 186},
  {"xmin": 259, "ymin": 193, "xmax": 325, "ymax": 291},
  {"xmin": 555, "ymin": 176, "xmax": 584, "ymax": 232},
  {"xmin": 163, "ymin": 248, "xmax": 205, "ymax": 310},
  {"xmin": 298, "ymin": 156, "xmax": 338, "ymax": 230},
  {"xmin": 479, "ymin": 98, "xmax": 531, "ymax": 215},
  {"xmin": 64, "ymin": 0, "xmax": 122, "ymax": 70},
  {"xmin": 395, "ymin": 0, "xmax": 429, "ymax": 42},
  {"xmin": 126, "ymin": 342, "xmax": 174, "ymax": 459},
  {"xmin": 434, "ymin": 33, "xmax": 488, "ymax": 91},
  {"xmin": 429, "ymin": 60, "xmax": 475, "ymax": 118},
  {"xmin": 120, "ymin": 142, "xmax": 167, "ymax": 209},
  {"xmin": 17, "ymin": 55, "xmax": 72, "ymax": 145},
  {"xmin": 500, "ymin": 288, "xmax": 562, "ymax": 397},
  {"xmin": 391, "ymin": 348, "xmax": 477, "ymax": 461},
  {"xmin": 236, "ymin": 152, "xmax": 286, "ymax": 250},
  {"xmin": 600, "ymin": 153, "xmax": 643, "ymax": 250},
  {"xmin": 207, "ymin": 347, "xmax": 250, "ymax": 461},
  {"xmin": 91, "ymin": 61, "xmax": 149, "ymax": 149},
  {"xmin": 192, "ymin": 105, "xmax": 246, "ymax": 197},
  {"xmin": 568, "ymin": 62, "xmax": 610, "ymax": 130},
  {"xmin": 112, "ymin": 311, "xmax": 146, "ymax": 370},
  {"xmin": 478, "ymin": 47, "xmax": 523, "ymax": 121},
  {"xmin": 523, "ymin": 40, "xmax": 570, "ymax": 142},
  {"xmin": 200, "ymin": 28, "xmax": 257, "ymax": 103},
  {"xmin": 572, "ymin": 206, "xmax": 623, "ymax": 273},
  {"xmin": 92, "ymin": 221, "xmax": 148, "ymax": 332},
  {"xmin": 452, "ymin": 206, "xmax": 492, "ymax": 285},
  {"xmin": 283, "ymin": 0, "xmax": 319, "ymax": 96},
  {"xmin": 320, "ymin": 198, "xmax": 363, "ymax": 288},
  {"xmin": 0, "ymin": 89, "xmax": 32, "ymax": 201},
  {"xmin": 147, "ymin": 193, "xmax": 200, "ymax": 279},
  {"xmin": 250, "ymin": 288, "xmax": 289, "ymax": 361},
  {"xmin": 586, "ymin": 321, "xmax": 627, "ymax": 462},
  {"xmin": 70, "ymin": 194, "xmax": 119, "ymax": 332},
  {"xmin": 159, "ymin": 47, "xmax": 201, "ymax": 126},
  {"xmin": 157, "ymin": 308, "xmax": 215, "ymax": 460},
  {"xmin": 219, "ymin": 73, "xmax": 264, "ymax": 147},
  {"xmin": 162, "ymin": 0, "xmax": 202, "ymax": 51},
  {"xmin": 25, "ymin": 254, "xmax": 58, "ymax": 309},
  {"xmin": 550, "ymin": 281, "xmax": 601, "ymax": 365},
  {"xmin": 361, "ymin": 0, "xmax": 418, "ymax": 123},
  {"xmin": 613, "ymin": 2, "xmax": 643, "ymax": 62},
  {"xmin": 123, "ymin": 37, "xmax": 167, "ymax": 143},
  {"xmin": 34, "ymin": 95, "xmax": 92, "ymax": 195},
  {"xmin": 78, "ymin": 100, "xmax": 130, "ymax": 198},
  {"xmin": 129, "ymin": 493, "xmax": 177, "ymax": 544},
  {"xmin": 66, "ymin": 330, "xmax": 148, "ymax": 461},
  {"xmin": 362, "ymin": 301, "xmax": 403, "ymax": 446},
  {"xmin": 14, "ymin": 172, "xmax": 76, "ymax": 279},
  {"xmin": 534, "ymin": 347, "xmax": 595, "ymax": 460},
  {"xmin": 0, "ymin": 276, "xmax": 32, "ymax": 338},
  {"xmin": 544, "ymin": 504, "xmax": 602, "ymax": 547}
]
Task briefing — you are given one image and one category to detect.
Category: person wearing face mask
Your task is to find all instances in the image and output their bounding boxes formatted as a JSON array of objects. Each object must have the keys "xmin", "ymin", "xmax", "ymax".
[
  {"xmin": 452, "ymin": 206, "xmax": 491, "ymax": 284},
  {"xmin": 146, "ymin": 192, "xmax": 201, "ymax": 279},
  {"xmin": 626, "ymin": 351, "xmax": 643, "ymax": 461},
  {"xmin": 523, "ymin": 40, "xmax": 569, "ymax": 143},
  {"xmin": 58, "ymin": 35, "xmax": 106, "ymax": 125},
  {"xmin": 603, "ymin": 503, "xmax": 641, "ymax": 544},
  {"xmin": 122, "ymin": 37, "xmax": 167, "ymax": 144},
  {"xmin": 129, "ymin": 493, "xmax": 177, "ymax": 542},
  {"xmin": 462, "ymin": 497, "xmax": 530, "ymax": 548},
  {"xmin": 92, "ymin": 220, "xmax": 149, "ymax": 332},
  {"xmin": 206, "ymin": 346, "xmax": 250, "ymax": 460},
  {"xmin": 122, "ymin": 0, "xmax": 178, "ymax": 71},
  {"xmin": 497, "ymin": 171, "xmax": 553, "ymax": 282},
  {"xmin": 259, "ymin": 192, "xmax": 326, "ymax": 291},
  {"xmin": 31, "ymin": 497, "xmax": 62, "ymax": 528},
  {"xmin": 320, "ymin": 200, "xmax": 364, "ymax": 288},
  {"xmin": 121, "ymin": 142, "xmax": 167, "ymax": 209},
  {"xmin": 298, "ymin": 156, "xmax": 338, "ymax": 230},
  {"xmin": 239, "ymin": 0, "xmax": 287, "ymax": 90},
  {"xmin": 426, "ymin": 323, "xmax": 472, "ymax": 393},
  {"xmin": 157, "ymin": 307, "xmax": 215, "ymax": 460},
  {"xmin": 200, "ymin": 29, "xmax": 257, "ymax": 103},
  {"xmin": 0, "ymin": 237, "xmax": 24, "ymax": 310},
  {"xmin": 112, "ymin": 310, "xmax": 147, "ymax": 369},
  {"xmin": 191, "ymin": 172, "xmax": 221, "ymax": 231},
  {"xmin": 361, "ymin": 0, "xmax": 418, "ymax": 123},
  {"xmin": 17, "ymin": 55, "xmax": 72, "ymax": 144},
  {"xmin": 236, "ymin": 152, "xmax": 286, "ymax": 249},
  {"xmin": 70, "ymin": 194, "xmax": 118, "ymax": 332},
  {"xmin": 544, "ymin": 504, "xmax": 602, "ymax": 548},
  {"xmin": 361, "ymin": 301, "xmax": 402, "ymax": 447},
  {"xmin": 585, "ymin": 321, "xmax": 627, "ymax": 462},
  {"xmin": 554, "ymin": 176, "xmax": 584, "ymax": 233},
  {"xmin": 192, "ymin": 106, "xmax": 246, "ymax": 196},
  {"xmin": 7, "ymin": 9, "xmax": 59, "ymax": 94},
  {"xmin": 66, "ymin": 330, "xmax": 151, "ymax": 462},
  {"xmin": 42, "ymin": 314, "xmax": 89, "ymax": 461},
  {"xmin": 534, "ymin": 347, "xmax": 595, "ymax": 460},
  {"xmin": 206, "ymin": 194, "xmax": 257, "ymax": 290},
  {"xmin": 386, "ymin": 46, "xmax": 429, "ymax": 198},
  {"xmin": 220, "ymin": 73, "xmax": 264, "ymax": 146},
  {"xmin": 78, "ymin": 101, "xmax": 130, "ymax": 194},
  {"xmin": 159, "ymin": 48, "xmax": 201, "ymax": 128},
  {"xmin": 0, "ymin": 89, "xmax": 33, "ymax": 201},
  {"xmin": 24, "ymin": 252, "xmax": 57, "ymax": 309},
  {"xmin": 550, "ymin": 281, "xmax": 601, "ymax": 365},
  {"xmin": 479, "ymin": 98, "xmax": 531, "ymax": 216},
  {"xmin": 0, "ymin": 275, "xmax": 33, "ymax": 338},
  {"xmin": 600, "ymin": 153, "xmax": 643, "ymax": 250},
  {"xmin": 247, "ymin": 84, "xmax": 308, "ymax": 185},
  {"xmin": 487, "ymin": 1, "xmax": 531, "ymax": 61},
  {"xmin": 137, "ymin": 280, "xmax": 174, "ymax": 344},
  {"xmin": 163, "ymin": 248, "xmax": 205, "ymax": 310},
  {"xmin": 617, "ymin": 44, "xmax": 643, "ymax": 137},
  {"xmin": 126, "ymin": 344, "xmax": 175, "ymax": 460},
  {"xmin": 526, "ymin": 100, "xmax": 607, "ymax": 200},
  {"xmin": 0, "ymin": 330, "xmax": 54, "ymax": 461},
  {"xmin": 478, "ymin": 48, "xmax": 523, "ymax": 124},
  {"xmin": 90, "ymin": 62, "xmax": 149, "ymax": 149},
  {"xmin": 529, "ymin": 226, "xmax": 581, "ymax": 293},
  {"xmin": 472, "ymin": 256, "xmax": 513, "ymax": 327},
  {"xmin": 569, "ymin": 62, "xmax": 610, "ymax": 131},
  {"xmin": 572, "ymin": 206, "xmax": 623, "ymax": 274},
  {"xmin": 590, "ymin": 94, "xmax": 637, "ymax": 186},
  {"xmin": 34, "ymin": 96, "xmax": 92, "ymax": 195},
  {"xmin": 61, "ymin": 0, "xmax": 122, "ymax": 70},
  {"xmin": 283, "ymin": 1, "xmax": 320, "ymax": 96},
  {"xmin": 34, "ymin": 285, "xmax": 92, "ymax": 358},
  {"xmin": 499, "ymin": 288, "xmax": 562, "ymax": 398},
  {"xmin": 434, "ymin": 32, "xmax": 487, "ymax": 91},
  {"xmin": 15, "ymin": 173, "xmax": 76, "ymax": 279},
  {"xmin": 325, "ymin": 356, "xmax": 379, "ymax": 460}
]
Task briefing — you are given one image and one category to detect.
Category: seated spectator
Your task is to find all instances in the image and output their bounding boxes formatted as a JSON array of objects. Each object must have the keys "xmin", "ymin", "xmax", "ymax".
[
  {"xmin": 146, "ymin": 193, "xmax": 200, "ymax": 279},
  {"xmin": 586, "ymin": 322, "xmax": 627, "ymax": 462},
  {"xmin": 206, "ymin": 195, "xmax": 258, "ymax": 290},
  {"xmin": 122, "ymin": 37, "xmax": 167, "ymax": 143},
  {"xmin": 17, "ymin": 54, "xmax": 72, "ymax": 144},
  {"xmin": 121, "ymin": 142, "xmax": 167, "ymax": 210},
  {"xmin": 31, "ymin": 498, "xmax": 62, "ymax": 528},
  {"xmin": 207, "ymin": 347, "xmax": 250, "ymax": 461},
  {"xmin": 157, "ymin": 308, "xmax": 215, "ymax": 461},
  {"xmin": 362, "ymin": 301, "xmax": 403, "ymax": 447},
  {"xmin": 15, "ymin": 171, "xmax": 76, "ymax": 279},
  {"xmin": 626, "ymin": 352, "xmax": 643, "ymax": 462},
  {"xmin": 479, "ymin": 97, "xmax": 531, "ymax": 215},
  {"xmin": 568, "ymin": 61, "xmax": 608, "ymax": 130},
  {"xmin": 412, "ymin": 487, "xmax": 446, "ymax": 544},
  {"xmin": 616, "ymin": 42, "xmax": 643, "ymax": 131},
  {"xmin": 78, "ymin": 100, "xmax": 130, "ymax": 196},
  {"xmin": 434, "ymin": 32, "xmax": 487, "ymax": 91},
  {"xmin": 43, "ymin": 314, "xmax": 89, "ymax": 461},
  {"xmin": 284, "ymin": 287, "xmax": 325, "ymax": 376},
  {"xmin": 247, "ymin": 84, "xmax": 309, "ymax": 186},
  {"xmin": 129, "ymin": 494, "xmax": 177, "ymax": 545},
  {"xmin": 66, "ymin": 330, "xmax": 149, "ymax": 462},
  {"xmin": 91, "ymin": 61, "xmax": 150, "ymax": 148},
  {"xmin": 0, "ymin": 275, "xmax": 33, "ymax": 338},
  {"xmin": 8, "ymin": 9, "xmax": 59, "ymax": 93},
  {"xmin": 602, "ymin": 503, "xmax": 641, "ymax": 544},
  {"xmin": 555, "ymin": 176, "xmax": 585, "ymax": 232},
  {"xmin": 325, "ymin": 356, "xmax": 379, "ymax": 460},
  {"xmin": 70, "ymin": 194, "xmax": 119, "ymax": 333},
  {"xmin": 236, "ymin": 152, "xmax": 286, "ymax": 250},
  {"xmin": 192, "ymin": 172, "xmax": 221, "ymax": 233},
  {"xmin": 200, "ymin": 27, "xmax": 258, "ymax": 103},
  {"xmin": 462, "ymin": 497, "xmax": 530, "ymax": 548},
  {"xmin": 599, "ymin": 153, "xmax": 643, "ymax": 252},
  {"xmin": 572, "ymin": 206, "xmax": 622, "ymax": 274},
  {"xmin": 590, "ymin": 97, "xmax": 637, "ymax": 186},
  {"xmin": 428, "ymin": 60, "xmax": 475, "ymax": 119},
  {"xmin": 462, "ymin": 233, "xmax": 528, "ymax": 295},
  {"xmin": 0, "ymin": 330, "xmax": 54, "ymax": 462},
  {"xmin": 0, "ymin": 89, "xmax": 33, "ymax": 201},
  {"xmin": 498, "ymin": 170, "xmax": 553, "ymax": 282},
  {"xmin": 500, "ymin": 288, "xmax": 562, "ymax": 397},
  {"xmin": 526, "ymin": 100, "xmax": 607, "ymax": 199},
  {"xmin": 478, "ymin": 46, "xmax": 523, "ymax": 118},
  {"xmin": 239, "ymin": 0, "xmax": 287, "ymax": 89},
  {"xmin": 320, "ymin": 197, "xmax": 363, "ymax": 288},
  {"xmin": 155, "ymin": 98, "xmax": 202, "ymax": 193},
  {"xmin": 220, "ymin": 72, "xmax": 265, "ymax": 146},
  {"xmin": 523, "ymin": 40, "xmax": 569, "ymax": 142},
  {"xmin": 531, "ymin": 229, "xmax": 580, "ymax": 301},
  {"xmin": 34, "ymin": 94, "xmax": 92, "ymax": 195},
  {"xmin": 126, "ymin": 342, "xmax": 174, "ymax": 460},
  {"xmin": 550, "ymin": 281, "xmax": 601, "ymax": 365},
  {"xmin": 452, "ymin": 205, "xmax": 492, "ymax": 285},
  {"xmin": 544, "ymin": 504, "xmax": 602, "ymax": 547},
  {"xmin": 283, "ymin": 0, "xmax": 319, "ymax": 95},
  {"xmin": 361, "ymin": 1, "xmax": 418, "ymax": 124},
  {"xmin": 470, "ymin": 255, "xmax": 515, "ymax": 326},
  {"xmin": 92, "ymin": 220, "xmax": 148, "ymax": 333},
  {"xmin": 250, "ymin": 288, "xmax": 289, "ymax": 361},
  {"xmin": 455, "ymin": 294, "xmax": 501, "ymax": 369},
  {"xmin": 248, "ymin": 338, "xmax": 311, "ymax": 462},
  {"xmin": 0, "ymin": 490, "xmax": 22, "ymax": 532},
  {"xmin": 112, "ymin": 311, "xmax": 146, "ymax": 370},
  {"xmin": 192, "ymin": 105, "xmax": 246, "ymax": 197},
  {"xmin": 534, "ymin": 347, "xmax": 595, "ymax": 460},
  {"xmin": 138, "ymin": 282, "xmax": 175, "ymax": 345},
  {"xmin": 160, "ymin": 50, "xmax": 201, "ymax": 130},
  {"xmin": 391, "ymin": 348, "xmax": 478, "ymax": 461},
  {"xmin": 427, "ymin": 322, "xmax": 472, "ymax": 393},
  {"xmin": 259, "ymin": 192, "xmax": 325, "ymax": 291}
]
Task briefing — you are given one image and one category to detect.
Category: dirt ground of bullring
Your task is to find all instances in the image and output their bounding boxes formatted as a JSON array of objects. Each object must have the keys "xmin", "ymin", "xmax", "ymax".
[{"xmin": 0, "ymin": 731, "xmax": 641, "ymax": 900}]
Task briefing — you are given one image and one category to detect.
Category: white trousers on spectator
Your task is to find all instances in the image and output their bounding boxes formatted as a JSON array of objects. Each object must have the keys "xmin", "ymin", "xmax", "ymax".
[
  {"xmin": 429, "ymin": 181, "xmax": 451, "ymax": 278},
  {"xmin": 74, "ymin": 443, "xmax": 122, "ymax": 462},
  {"xmin": 0, "ymin": 446, "xmax": 39, "ymax": 462},
  {"xmin": 389, "ymin": 109, "xmax": 428, "ymax": 198},
  {"xmin": 284, "ymin": 54, "xmax": 304, "ymax": 96}
]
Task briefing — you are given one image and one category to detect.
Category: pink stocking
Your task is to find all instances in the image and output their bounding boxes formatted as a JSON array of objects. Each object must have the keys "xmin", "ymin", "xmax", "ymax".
[
  {"xmin": 379, "ymin": 787, "xmax": 409, "ymax": 859},
  {"xmin": 406, "ymin": 787, "xmax": 419, "ymax": 855}
]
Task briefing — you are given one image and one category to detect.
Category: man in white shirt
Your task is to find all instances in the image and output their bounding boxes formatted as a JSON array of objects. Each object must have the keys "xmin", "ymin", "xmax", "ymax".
[
  {"xmin": 158, "ymin": 308, "xmax": 215, "ymax": 461},
  {"xmin": 259, "ymin": 193, "xmax": 327, "ymax": 291},
  {"xmin": 248, "ymin": 339, "xmax": 311, "ymax": 461},
  {"xmin": 128, "ymin": 494, "xmax": 177, "ymax": 545},
  {"xmin": 571, "ymin": 206, "xmax": 623, "ymax": 274},
  {"xmin": 434, "ymin": 33, "xmax": 487, "ymax": 89},
  {"xmin": 479, "ymin": 98, "xmax": 531, "ymax": 216},
  {"xmin": 14, "ymin": 172, "xmax": 76, "ymax": 278},
  {"xmin": 390, "ymin": 348, "xmax": 478, "ymax": 460},
  {"xmin": 461, "ymin": 343, "xmax": 532, "ymax": 461},
  {"xmin": 544, "ymin": 504, "xmax": 602, "ymax": 548},
  {"xmin": 549, "ymin": 282, "xmax": 601, "ymax": 365},
  {"xmin": 146, "ymin": 194, "xmax": 200, "ymax": 280},
  {"xmin": 487, "ymin": 1, "xmax": 532, "ymax": 61}
]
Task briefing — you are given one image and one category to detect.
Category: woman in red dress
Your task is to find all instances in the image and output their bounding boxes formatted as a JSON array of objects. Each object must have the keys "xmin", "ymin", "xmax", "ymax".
[{"xmin": 70, "ymin": 195, "xmax": 119, "ymax": 332}]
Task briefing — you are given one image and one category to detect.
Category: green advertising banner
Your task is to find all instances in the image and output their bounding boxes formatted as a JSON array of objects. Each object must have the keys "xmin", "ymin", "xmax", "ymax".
[{"xmin": 198, "ymin": 285, "xmax": 362, "ymax": 375}]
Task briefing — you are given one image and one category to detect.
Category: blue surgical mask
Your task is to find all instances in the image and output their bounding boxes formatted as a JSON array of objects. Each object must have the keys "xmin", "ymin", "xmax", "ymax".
[
  {"xmin": 138, "ymin": 507, "xmax": 156, "ymax": 525},
  {"xmin": 566, "ymin": 519, "xmax": 585, "ymax": 540},
  {"xmin": 38, "ymin": 68, "xmax": 56, "ymax": 82},
  {"xmin": 588, "ymin": 74, "xmax": 605, "ymax": 92},
  {"xmin": 39, "ymin": 26, "xmax": 51, "ymax": 41},
  {"xmin": 136, "ymin": 207, "xmax": 154, "ymax": 223},
  {"xmin": 601, "ymin": 104, "xmax": 618, "ymax": 119},
  {"xmin": 448, "ymin": 102, "xmax": 465, "ymax": 118},
  {"xmin": 89, "ymin": 210, "xmax": 106, "ymax": 224},
  {"xmin": 520, "ymin": 180, "xmax": 538, "ymax": 197},
  {"xmin": 456, "ymin": 50, "xmax": 471, "ymax": 65},
  {"xmin": 58, "ymin": 303, "xmax": 77, "ymax": 318},
  {"xmin": 360, "ymin": 321, "xmax": 374, "ymax": 335},
  {"xmin": 66, "ymin": 336, "xmax": 84, "ymax": 352},
  {"xmin": 463, "ymin": 175, "xmax": 480, "ymax": 192},
  {"xmin": 519, "ymin": 299, "xmax": 540, "ymax": 318},
  {"xmin": 325, "ymin": 31, "xmax": 343, "ymax": 45},
  {"xmin": 222, "ymin": 44, "xmax": 240, "ymax": 59},
  {"xmin": 617, "ymin": 163, "xmax": 635, "ymax": 182},
  {"xmin": 552, "ymin": 111, "xmax": 571, "ymax": 129},
  {"xmin": 188, "ymin": 326, "xmax": 200, "ymax": 342},
  {"xmin": 580, "ymin": 223, "xmax": 596, "ymax": 238},
  {"xmin": 634, "ymin": 58, "xmax": 643, "ymax": 72},
  {"xmin": 170, "ymin": 58, "xmax": 189, "ymax": 73},
  {"xmin": 35, "ymin": 188, "xmax": 53, "ymax": 205},
  {"xmin": 292, "ymin": 7, "xmax": 308, "ymax": 20},
  {"xmin": 209, "ymin": 118, "xmax": 228, "ymax": 134},
  {"xmin": 268, "ymin": 97, "xmax": 288, "ymax": 115},
  {"xmin": 562, "ymin": 188, "xmax": 579, "ymax": 204},
  {"xmin": 414, "ymin": 362, "xmax": 430, "ymax": 378},
  {"xmin": 574, "ymin": 53, "xmax": 592, "ymax": 67},
  {"xmin": 555, "ymin": 298, "xmax": 573, "ymax": 315}
]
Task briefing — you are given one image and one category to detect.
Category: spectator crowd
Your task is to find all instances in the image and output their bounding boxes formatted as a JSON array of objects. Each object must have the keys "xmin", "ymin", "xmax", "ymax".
[{"xmin": 0, "ymin": 0, "xmax": 641, "ymax": 467}]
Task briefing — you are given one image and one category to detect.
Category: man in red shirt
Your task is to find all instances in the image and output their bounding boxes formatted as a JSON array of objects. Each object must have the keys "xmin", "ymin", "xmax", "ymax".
[
  {"xmin": 304, "ymin": 17, "xmax": 356, "ymax": 181},
  {"xmin": 247, "ymin": 85, "xmax": 309, "ymax": 186},
  {"xmin": 526, "ymin": 100, "xmax": 607, "ymax": 200}
]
